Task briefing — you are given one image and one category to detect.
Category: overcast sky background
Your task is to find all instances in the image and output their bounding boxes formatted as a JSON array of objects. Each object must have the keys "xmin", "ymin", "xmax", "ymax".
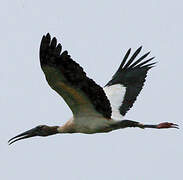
[{"xmin": 1, "ymin": 0, "xmax": 183, "ymax": 179}]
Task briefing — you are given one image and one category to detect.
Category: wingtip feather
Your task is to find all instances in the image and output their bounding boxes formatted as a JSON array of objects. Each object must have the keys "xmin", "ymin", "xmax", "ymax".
[
  {"xmin": 119, "ymin": 48, "xmax": 131, "ymax": 68},
  {"xmin": 123, "ymin": 46, "xmax": 143, "ymax": 69},
  {"xmin": 50, "ymin": 37, "xmax": 57, "ymax": 49}
]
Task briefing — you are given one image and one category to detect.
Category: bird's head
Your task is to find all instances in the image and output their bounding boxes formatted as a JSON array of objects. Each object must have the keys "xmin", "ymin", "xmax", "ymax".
[{"xmin": 8, "ymin": 125, "xmax": 59, "ymax": 145}]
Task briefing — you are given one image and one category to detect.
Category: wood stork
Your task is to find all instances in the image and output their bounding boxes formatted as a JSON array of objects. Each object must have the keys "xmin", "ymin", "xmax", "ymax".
[{"xmin": 8, "ymin": 33, "xmax": 178, "ymax": 145}]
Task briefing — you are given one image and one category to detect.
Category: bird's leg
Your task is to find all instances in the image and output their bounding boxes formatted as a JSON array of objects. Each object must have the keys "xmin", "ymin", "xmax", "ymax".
[
  {"xmin": 113, "ymin": 120, "xmax": 179, "ymax": 129},
  {"xmin": 139, "ymin": 122, "xmax": 179, "ymax": 129}
]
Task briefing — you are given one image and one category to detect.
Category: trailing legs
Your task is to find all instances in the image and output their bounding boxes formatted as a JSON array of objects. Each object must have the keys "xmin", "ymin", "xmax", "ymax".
[{"xmin": 112, "ymin": 120, "xmax": 179, "ymax": 129}]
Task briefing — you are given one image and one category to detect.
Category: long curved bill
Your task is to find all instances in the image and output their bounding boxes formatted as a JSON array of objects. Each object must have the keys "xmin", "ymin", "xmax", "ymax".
[{"xmin": 8, "ymin": 127, "xmax": 37, "ymax": 145}]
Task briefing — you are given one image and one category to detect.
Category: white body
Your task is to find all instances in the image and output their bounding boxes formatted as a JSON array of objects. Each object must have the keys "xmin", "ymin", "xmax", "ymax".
[{"xmin": 58, "ymin": 116, "xmax": 117, "ymax": 134}]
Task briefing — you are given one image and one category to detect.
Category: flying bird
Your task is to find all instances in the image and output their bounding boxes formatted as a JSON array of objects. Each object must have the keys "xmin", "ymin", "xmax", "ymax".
[{"xmin": 8, "ymin": 33, "xmax": 178, "ymax": 145}]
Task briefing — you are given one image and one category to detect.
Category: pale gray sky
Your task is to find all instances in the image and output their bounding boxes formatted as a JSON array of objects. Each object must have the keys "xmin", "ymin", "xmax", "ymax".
[{"xmin": 1, "ymin": 0, "xmax": 182, "ymax": 179}]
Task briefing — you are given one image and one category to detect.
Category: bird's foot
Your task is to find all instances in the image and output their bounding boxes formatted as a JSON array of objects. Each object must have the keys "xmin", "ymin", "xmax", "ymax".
[{"xmin": 156, "ymin": 122, "xmax": 179, "ymax": 129}]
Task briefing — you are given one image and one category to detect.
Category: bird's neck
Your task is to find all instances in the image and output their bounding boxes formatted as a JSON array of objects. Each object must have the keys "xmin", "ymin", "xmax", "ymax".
[
  {"xmin": 45, "ymin": 126, "xmax": 60, "ymax": 136},
  {"xmin": 57, "ymin": 119, "xmax": 75, "ymax": 133}
]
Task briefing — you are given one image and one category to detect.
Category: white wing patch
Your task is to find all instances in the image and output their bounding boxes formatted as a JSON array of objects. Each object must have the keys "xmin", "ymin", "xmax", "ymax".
[{"xmin": 103, "ymin": 84, "xmax": 126, "ymax": 121}]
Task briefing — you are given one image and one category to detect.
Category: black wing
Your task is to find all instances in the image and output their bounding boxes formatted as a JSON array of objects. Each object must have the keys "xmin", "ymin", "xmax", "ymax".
[
  {"xmin": 40, "ymin": 33, "xmax": 111, "ymax": 119},
  {"xmin": 104, "ymin": 47, "xmax": 155, "ymax": 117}
]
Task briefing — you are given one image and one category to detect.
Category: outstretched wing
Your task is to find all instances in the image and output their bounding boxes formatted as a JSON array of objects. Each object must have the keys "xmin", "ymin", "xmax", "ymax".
[
  {"xmin": 40, "ymin": 33, "xmax": 111, "ymax": 119},
  {"xmin": 104, "ymin": 47, "xmax": 155, "ymax": 120}
]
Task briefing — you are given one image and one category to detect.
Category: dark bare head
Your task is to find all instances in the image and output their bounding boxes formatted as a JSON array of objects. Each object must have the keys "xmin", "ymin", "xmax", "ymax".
[{"xmin": 8, "ymin": 125, "xmax": 59, "ymax": 145}]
